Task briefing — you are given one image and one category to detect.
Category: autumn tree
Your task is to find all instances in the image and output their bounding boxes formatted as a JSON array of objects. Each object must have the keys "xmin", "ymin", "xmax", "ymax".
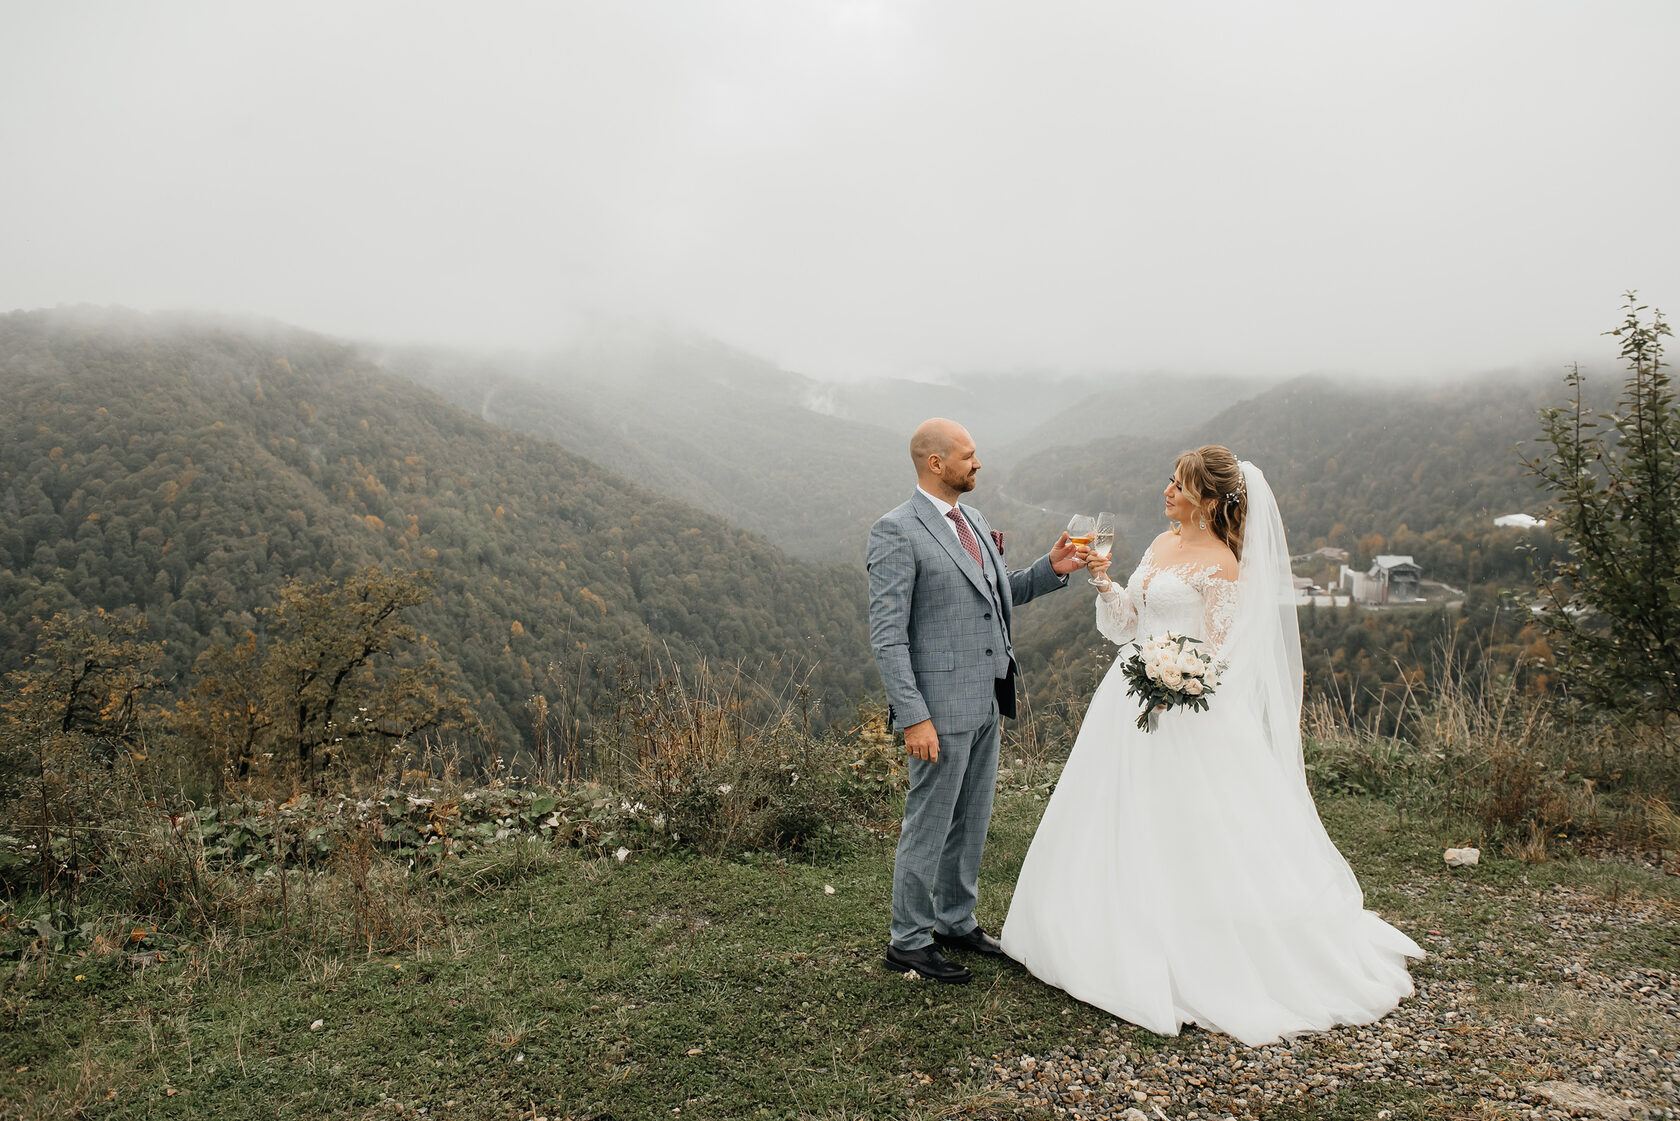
[
  {"xmin": 175, "ymin": 631, "xmax": 270, "ymax": 798},
  {"xmin": 180, "ymin": 567, "xmax": 471, "ymax": 791}
]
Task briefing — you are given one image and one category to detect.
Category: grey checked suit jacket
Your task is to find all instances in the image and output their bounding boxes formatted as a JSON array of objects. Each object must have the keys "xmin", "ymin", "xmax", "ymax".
[{"xmin": 867, "ymin": 492, "xmax": 1065, "ymax": 735}]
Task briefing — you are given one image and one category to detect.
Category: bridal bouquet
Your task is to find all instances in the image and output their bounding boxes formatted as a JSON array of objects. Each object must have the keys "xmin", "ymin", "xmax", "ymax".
[{"xmin": 1119, "ymin": 633, "xmax": 1220, "ymax": 732}]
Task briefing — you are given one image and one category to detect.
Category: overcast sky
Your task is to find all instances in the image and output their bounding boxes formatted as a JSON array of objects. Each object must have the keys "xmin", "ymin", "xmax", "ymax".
[{"xmin": 2, "ymin": 1, "xmax": 1675, "ymax": 381}]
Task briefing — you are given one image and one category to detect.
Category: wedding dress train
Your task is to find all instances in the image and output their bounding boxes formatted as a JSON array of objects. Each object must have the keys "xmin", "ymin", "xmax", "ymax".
[{"xmin": 1000, "ymin": 465, "xmax": 1421, "ymax": 1046}]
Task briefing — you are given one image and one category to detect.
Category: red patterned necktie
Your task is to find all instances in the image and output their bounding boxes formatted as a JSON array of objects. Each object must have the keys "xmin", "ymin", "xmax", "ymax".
[{"xmin": 947, "ymin": 508, "xmax": 984, "ymax": 567}]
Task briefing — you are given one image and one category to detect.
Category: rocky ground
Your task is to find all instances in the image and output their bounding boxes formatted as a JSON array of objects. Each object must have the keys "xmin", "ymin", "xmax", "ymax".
[{"xmin": 967, "ymin": 882, "xmax": 1678, "ymax": 1120}]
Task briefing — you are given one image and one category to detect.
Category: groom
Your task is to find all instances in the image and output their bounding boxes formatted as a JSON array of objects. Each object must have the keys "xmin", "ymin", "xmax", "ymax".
[{"xmin": 867, "ymin": 417, "xmax": 1083, "ymax": 983}]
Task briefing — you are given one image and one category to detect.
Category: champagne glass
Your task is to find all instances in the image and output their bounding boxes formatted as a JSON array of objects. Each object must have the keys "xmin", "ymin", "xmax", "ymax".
[
  {"xmin": 1088, "ymin": 512, "xmax": 1116, "ymax": 585},
  {"xmin": 1066, "ymin": 514, "xmax": 1096, "ymax": 581}
]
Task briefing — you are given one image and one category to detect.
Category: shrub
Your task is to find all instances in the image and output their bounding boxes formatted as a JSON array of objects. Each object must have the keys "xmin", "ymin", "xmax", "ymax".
[
  {"xmin": 1529, "ymin": 293, "xmax": 1679, "ymax": 735},
  {"xmin": 0, "ymin": 608, "xmax": 167, "ymax": 904},
  {"xmin": 573, "ymin": 656, "xmax": 902, "ymax": 860}
]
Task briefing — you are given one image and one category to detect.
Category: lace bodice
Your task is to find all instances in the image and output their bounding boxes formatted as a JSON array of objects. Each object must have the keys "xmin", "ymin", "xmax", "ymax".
[{"xmin": 1096, "ymin": 544, "xmax": 1239, "ymax": 658}]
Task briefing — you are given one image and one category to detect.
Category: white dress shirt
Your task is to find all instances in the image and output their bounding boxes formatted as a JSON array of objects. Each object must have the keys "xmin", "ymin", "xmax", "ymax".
[{"xmin": 917, "ymin": 486, "xmax": 971, "ymax": 547}]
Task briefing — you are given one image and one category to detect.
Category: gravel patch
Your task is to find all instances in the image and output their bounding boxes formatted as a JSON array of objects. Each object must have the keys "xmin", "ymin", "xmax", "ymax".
[{"xmin": 968, "ymin": 882, "xmax": 1679, "ymax": 1119}]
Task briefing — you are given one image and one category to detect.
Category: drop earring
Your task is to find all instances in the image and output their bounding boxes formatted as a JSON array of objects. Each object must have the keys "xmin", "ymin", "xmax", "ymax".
[{"xmin": 1197, "ymin": 513, "xmax": 1208, "ymax": 531}]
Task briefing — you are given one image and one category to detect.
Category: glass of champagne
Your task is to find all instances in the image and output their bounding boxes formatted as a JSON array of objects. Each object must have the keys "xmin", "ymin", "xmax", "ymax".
[
  {"xmin": 1089, "ymin": 512, "xmax": 1116, "ymax": 585},
  {"xmin": 1065, "ymin": 513, "xmax": 1096, "ymax": 558}
]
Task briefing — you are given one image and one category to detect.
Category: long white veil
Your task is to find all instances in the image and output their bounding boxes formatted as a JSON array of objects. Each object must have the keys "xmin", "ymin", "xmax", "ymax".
[{"xmin": 1225, "ymin": 462, "xmax": 1306, "ymax": 782}]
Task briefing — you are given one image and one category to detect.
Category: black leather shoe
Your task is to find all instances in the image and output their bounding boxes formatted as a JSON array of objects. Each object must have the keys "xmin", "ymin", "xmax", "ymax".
[
  {"xmin": 883, "ymin": 943, "xmax": 972, "ymax": 984},
  {"xmin": 932, "ymin": 925, "xmax": 1006, "ymax": 956}
]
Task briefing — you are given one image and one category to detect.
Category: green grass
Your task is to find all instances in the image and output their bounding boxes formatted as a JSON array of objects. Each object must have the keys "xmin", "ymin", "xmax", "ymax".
[{"xmin": 3, "ymin": 782, "xmax": 1676, "ymax": 1120}]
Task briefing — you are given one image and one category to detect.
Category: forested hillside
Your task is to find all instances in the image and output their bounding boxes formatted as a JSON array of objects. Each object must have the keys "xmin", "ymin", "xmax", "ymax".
[
  {"xmin": 0, "ymin": 309, "xmax": 871, "ymax": 752},
  {"xmin": 0, "ymin": 306, "xmax": 1595, "ymax": 753}
]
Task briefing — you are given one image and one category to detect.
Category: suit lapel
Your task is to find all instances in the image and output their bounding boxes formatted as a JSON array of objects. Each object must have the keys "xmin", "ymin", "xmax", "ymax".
[{"xmin": 912, "ymin": 493, "xmax": 993, "ymax": 602}]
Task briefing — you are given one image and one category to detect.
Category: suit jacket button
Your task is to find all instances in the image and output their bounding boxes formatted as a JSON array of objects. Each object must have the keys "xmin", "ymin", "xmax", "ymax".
[
  {"xmin": 983, "ymin": 612, "xmax": 992, "ymax": 620},
  {"xmin": 985, "ymin": 648, "xmax": 993, "ymax": 656}
]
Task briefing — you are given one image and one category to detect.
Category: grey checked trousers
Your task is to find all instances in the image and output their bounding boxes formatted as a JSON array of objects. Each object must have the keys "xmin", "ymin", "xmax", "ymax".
[{"xmin": 890, "ymin": 707, "xmax": 1000, "ymax": 950}]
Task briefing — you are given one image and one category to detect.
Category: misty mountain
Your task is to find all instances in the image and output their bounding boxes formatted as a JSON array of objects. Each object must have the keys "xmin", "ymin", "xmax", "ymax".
[
  {"xmin": 994, "ymin": 373, "xmax": 1264, "ymax": 464},
  {"xmin": 1008, "ymin": 373, "xmax": 1562, "ymax": 562},
  {"xmin": 376, "ymin": 326, "xmax": 911, "ymax": 564},
  {"xmin": 374, "ymin": 319, "xmax": 1270, "ymax": 563},
  {"xmin": 811, "ymin": 372, "xmax": 1100, "ymax": 452},
  {"xmin": 1004, "ymin": 371, "xmax": 1575, "ymax": 714},
  {"xmin": 0, "ymin": 309, "xmax": 872, "ymax": 752}
]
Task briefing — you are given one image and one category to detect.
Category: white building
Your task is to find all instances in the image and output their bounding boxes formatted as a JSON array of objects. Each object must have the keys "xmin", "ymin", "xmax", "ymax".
[{"xmin": 1340, "ymin": 555, "xmax": 1424, "ymax": 605}]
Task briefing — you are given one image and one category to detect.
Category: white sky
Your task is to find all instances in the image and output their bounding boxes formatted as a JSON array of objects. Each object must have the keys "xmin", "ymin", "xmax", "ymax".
[{"xmin": 2, "ymin": 1, "xmax": 1675, "ymax": 381}]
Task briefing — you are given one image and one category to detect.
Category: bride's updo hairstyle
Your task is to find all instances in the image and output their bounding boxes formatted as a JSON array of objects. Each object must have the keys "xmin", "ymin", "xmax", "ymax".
[{"xmin": 1174, "ymin": 444, "xmax": 1247, "ymax": 561}]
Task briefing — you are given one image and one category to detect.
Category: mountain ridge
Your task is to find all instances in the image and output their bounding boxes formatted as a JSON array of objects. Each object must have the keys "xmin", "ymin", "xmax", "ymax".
[{"xmin": 0, "ymin": 308, "xmax": 872, "ymax": 755}]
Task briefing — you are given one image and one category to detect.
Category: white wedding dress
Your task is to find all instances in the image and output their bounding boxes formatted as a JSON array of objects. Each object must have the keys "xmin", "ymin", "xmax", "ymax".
[{"xmin": 1000, "ymin": 463, "xmax": 1421, "ymax": 1046}]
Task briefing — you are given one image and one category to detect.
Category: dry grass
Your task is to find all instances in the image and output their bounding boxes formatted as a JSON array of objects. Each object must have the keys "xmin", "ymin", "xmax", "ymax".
[
  {"xmin": 555, "ymin": 654, "xmax": 904, "ymax": 859},
  {"xmin": 1484, "ymin": 984, "xmax": 1680, "ymax": 1051},
  {"xmin": 1642, "ymin": 794, "xmax": 1680, "ymax": 855},
  {"xmin": 1510, "ymin": 821, "xmax": 1552, "ymax": 864},
  {"xmin": 336, "ymin": 821, "xmax": 429, "ymax": 955},
  {"xmin": 1303, "ymin": 643, "xmax": 1676, "ymax": 855}
]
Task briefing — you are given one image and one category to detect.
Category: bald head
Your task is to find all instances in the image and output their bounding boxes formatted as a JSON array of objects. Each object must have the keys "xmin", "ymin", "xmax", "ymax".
[
  {"xmin": 911, "ymin": 417, "xmax": 967, "ymax": 466},
  {"xmin": 911, "ymin": 418, "xmax": 980, "ymax": 500}
]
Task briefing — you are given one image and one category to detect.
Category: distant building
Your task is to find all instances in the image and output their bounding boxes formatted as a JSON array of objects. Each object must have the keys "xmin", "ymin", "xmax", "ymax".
[
  {"xmin": 1494, "ymin": 513, "xmax": 1547, "ymax": 528},
  {"xmin": 1340, "ymin": 555, "xmax": 1424, "ymax": 605},
  {"xmin": 1290, "ymin": 545, "xmax": 1349, "ymax": 565}
]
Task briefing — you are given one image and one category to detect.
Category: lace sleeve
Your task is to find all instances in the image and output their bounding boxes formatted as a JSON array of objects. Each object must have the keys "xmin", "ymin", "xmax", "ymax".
[
  {"xmin": 1095, "ymin": 583, "xmax": 1139, "ymax": 646},
  {"xmin": 1200, "ymin": 573, "xmax": 1240, "ymax": 663}
]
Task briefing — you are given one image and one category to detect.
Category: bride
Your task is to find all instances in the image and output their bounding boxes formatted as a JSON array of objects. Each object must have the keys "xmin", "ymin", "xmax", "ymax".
[{"xmin": 1000, "ymin": 445, "xmax": 1422, "ymax": 1046}]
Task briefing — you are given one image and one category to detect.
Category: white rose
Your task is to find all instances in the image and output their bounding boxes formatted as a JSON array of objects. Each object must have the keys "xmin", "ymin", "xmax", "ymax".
[
  {"xmin": 1145, "ymin": 661, "xmax": 1162, "ymax": 682},
  {"xmin": 1177, "ymin": 652, "xmax": 1203, "ymax": 675},
  {"xmin": 1161, "ymin": 666, "xmax": 1184, "ymax": 690},
  {"xmin": 1183, "ymin": 677, "xmax": 1204, "ymax": 696}
]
